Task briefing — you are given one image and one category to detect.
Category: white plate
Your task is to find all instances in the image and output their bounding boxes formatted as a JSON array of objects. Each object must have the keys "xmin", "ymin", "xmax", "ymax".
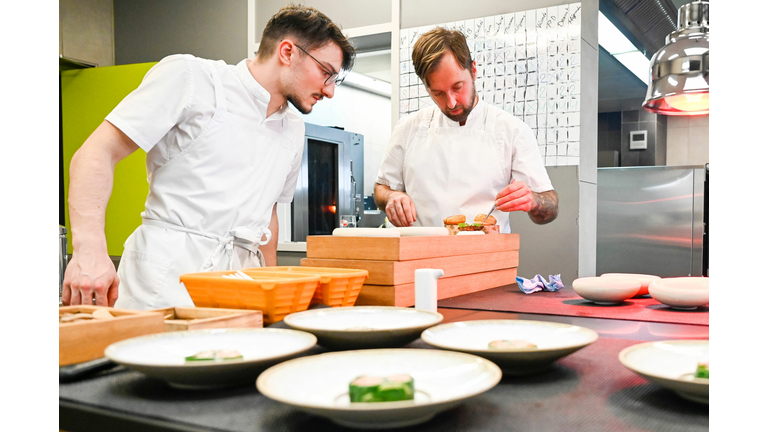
[
  {"xmin": 600, "ymin": 273, "xmax": 661, "ymax": 296},
  {"xmin": 283, "ymin": 307, "xmax": 443, "ymax": 350},
  {"xmin": 332, "ymin": 228, "xmax": 400, "ymax": 237},
  {"xmin": 256, "ymin": 348, "xmax": 502, "ymax": 429},
  {"xmin": 395, "ymin": 227, "xmax": 449, "ymax": 236},
  {"xmin": 421, "ymin": 320, "xmax": 598, "ymax": 375},
  {"xmin": 619, "ymin": 340, "xmax": 709, "ymax": 404},
  {"xmin": 648, "ymin": 277, "xmax": 709, "ymax": 310},
  {"xmin": 572, "ymin": 276, "xmax": 641, "ymax": 305},
  {"xmin": 104, "ymin": 328, "xmax": 317, "ymax": 389}
]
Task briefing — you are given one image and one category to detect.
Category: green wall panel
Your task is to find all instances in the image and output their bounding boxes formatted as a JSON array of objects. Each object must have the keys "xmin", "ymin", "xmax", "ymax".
[{"xmin": 61, "ymin": 62, "xmax": 157, "ymax": 256}]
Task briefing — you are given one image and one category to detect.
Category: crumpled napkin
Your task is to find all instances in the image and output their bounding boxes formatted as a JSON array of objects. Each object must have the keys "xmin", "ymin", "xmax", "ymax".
[{"xmin": 516, "ymin": 274, "xmax": 564, "ymax": 294}]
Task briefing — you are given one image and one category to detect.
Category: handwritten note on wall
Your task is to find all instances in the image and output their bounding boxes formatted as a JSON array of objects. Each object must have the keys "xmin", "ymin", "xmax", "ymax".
[{"xmin": 399, "ymin": 3, "xmax": 582, "ymax": 166}]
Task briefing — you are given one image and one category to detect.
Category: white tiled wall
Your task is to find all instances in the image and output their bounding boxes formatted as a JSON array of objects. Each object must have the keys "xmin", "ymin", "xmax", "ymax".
[
  {"xmin": 666, "ymin": 115, "xmax": 709, "ymax": 166},
  {"xmin": 298, "ymin": 85, "xmax": 392, "ymax": 196}
]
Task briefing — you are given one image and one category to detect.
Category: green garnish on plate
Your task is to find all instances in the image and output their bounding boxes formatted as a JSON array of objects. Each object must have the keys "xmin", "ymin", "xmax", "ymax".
[
  {"xmin": 694, "ymin": 362, "xmax": 709, "ymax": 379},
  {"xmin": 185, "ymin": 350, "xmax": 243, "ymax": 362}
]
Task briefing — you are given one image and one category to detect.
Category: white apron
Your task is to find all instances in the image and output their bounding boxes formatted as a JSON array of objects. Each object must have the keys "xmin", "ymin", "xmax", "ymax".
[
  {"xmin": 114, "ymin": 60, "xmax": 296, "ymax": 310},
  {"xmin": 403, "ymin": 106, "xmax": 512, "ymax": 233}
]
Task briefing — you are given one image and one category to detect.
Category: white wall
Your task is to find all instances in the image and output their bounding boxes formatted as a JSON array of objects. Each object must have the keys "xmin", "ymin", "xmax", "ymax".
[
  {"xmin": 667, "ymin": 115, "xmax": 709, "ymax": 166},
  {"xmin": 299, "ymin": 86, "xmax": 392, "ymax": 196}
]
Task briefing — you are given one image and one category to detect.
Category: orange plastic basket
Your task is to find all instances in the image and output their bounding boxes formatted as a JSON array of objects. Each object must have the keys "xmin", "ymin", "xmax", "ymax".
[
  {"xmin": 242, "ymin": 266, "xmax": 369, "ymax": 307},
  {"xmin": 179, "ymin": 270, "xmax": 320, "ymax": 324}
]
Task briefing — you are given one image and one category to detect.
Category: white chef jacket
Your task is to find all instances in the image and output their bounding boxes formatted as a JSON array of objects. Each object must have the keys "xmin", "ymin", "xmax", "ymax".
[
  {"xmin": 106, "ymin": 54, "xmax": 304, "ymax": 202},
  {"xmin": 105, "ymin": 54, "xmax": 305, "ymax": 310},
  {"xmin": 375, "ymin": 99, "xmax": 553, "ymax": 232}
]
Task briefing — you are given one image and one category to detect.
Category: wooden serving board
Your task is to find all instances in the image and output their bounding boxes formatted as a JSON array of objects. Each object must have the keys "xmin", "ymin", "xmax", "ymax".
[
  {"xmin": 59, "ymin": 306, "xmax": 165, "ymax": 366},
  {"xmin": 306, "ymin": 233, "xmax": 519, "ymax": 261},
  {"xmin": 301, "ymin": 250, "xmax": 518, "ymax": 285},
  {"xmin": 150, "ymin": 307, "xmax": 263, "ymax": 332},
  {"xmin": 354, "ymin": 267, "xmax": 518, "ymax": 307}
]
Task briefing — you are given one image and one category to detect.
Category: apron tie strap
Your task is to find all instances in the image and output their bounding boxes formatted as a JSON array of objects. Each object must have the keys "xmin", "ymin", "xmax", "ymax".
[{"xmin": 142, "ymin": 219, "xmax": 271, "ymax": 272}]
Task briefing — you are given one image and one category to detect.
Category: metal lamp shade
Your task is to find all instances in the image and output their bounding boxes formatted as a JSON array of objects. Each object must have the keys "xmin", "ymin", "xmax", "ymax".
[{"xmin": 643, "ymin": 1, "xmax": 709, "ymax": 116}]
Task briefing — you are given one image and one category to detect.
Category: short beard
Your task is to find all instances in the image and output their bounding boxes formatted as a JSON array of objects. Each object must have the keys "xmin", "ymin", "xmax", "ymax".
[
  {"xmin": 286, "ymin": 94, "xmax": 312, "ymax": 115},
  {"xmin": 442, "ymin": 86, "xmax": 477, "ymax": 124}
]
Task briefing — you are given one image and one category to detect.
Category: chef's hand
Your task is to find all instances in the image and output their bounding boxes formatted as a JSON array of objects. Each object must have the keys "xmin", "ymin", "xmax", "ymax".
[
  {"xmin": 495, "ymin": 181, "xmax": 559, "ymax": 224},
  {"xmin": 495, "ymin": 180, "xmax": 535, "ymax": 212},
  {"xmin": 62, "ymin": 252, "xmax": 119, "ymax": 307},
  {"xmin": 384, "ymin": 191, "xmax": 417, "ymax": 227}
]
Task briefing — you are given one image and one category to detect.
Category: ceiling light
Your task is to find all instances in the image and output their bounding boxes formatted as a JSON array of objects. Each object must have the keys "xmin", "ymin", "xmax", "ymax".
[
  {"xmin": 643, "ymin": 1, "xmax": 709, "ymax": 116},
  {"xmin": 342, "ymin": 71, "xmax": 392, "ymax": 98},
  {"xmin": 598, "ymin": 11, "xmax": 649, "ymax": 85}
]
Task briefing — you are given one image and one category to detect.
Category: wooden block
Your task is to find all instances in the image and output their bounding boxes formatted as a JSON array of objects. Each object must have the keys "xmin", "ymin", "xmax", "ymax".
[
  {"xmin": 306, "ymin": 233, "xmax": 519, "ymax": 261},
  {"xmin": 150, "ymin": 307, "xmax": 263, "ymax": 332},
  {"xmin": 302, "ymin": 250, "xmax": 518, "ymax": 285},
  {"xmin": 355, "ymin": 267, "xmax": 518, "ymax": 307},
  {"xmin": 59, "ymin": 305, "xmax": 165, "ymax": 366}
]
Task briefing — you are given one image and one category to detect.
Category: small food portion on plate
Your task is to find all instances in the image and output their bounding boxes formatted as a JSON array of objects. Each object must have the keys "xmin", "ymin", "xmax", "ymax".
[
  {"xmin": 694, "ymin": 362, "xmax": 709, "ymax": 379},
  {"xmin": 443, "ymin": 214, "xmax": 499, "ymax": 235},
  {"xmin": 488, "ymin": 340, "xmax": 537, "ymax": 350},
  {"xmin": 349, "ymin": 374, "xmax": 415, "ymax": 403},
  {"xmin": 184, "ymin": 349, "xmax": 243, "ymax": 362}
]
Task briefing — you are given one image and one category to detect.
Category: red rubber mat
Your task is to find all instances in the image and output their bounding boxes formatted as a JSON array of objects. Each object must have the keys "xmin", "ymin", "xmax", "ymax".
[{"xmin": 437, "ymin": 285, "xmax": 709, "ymax": 326}]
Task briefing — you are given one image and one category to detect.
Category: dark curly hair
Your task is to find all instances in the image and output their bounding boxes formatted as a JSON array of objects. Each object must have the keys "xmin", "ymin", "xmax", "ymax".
[{"xmin": 257, "ymin": 4, "xmax": 355, "ymax": 72}]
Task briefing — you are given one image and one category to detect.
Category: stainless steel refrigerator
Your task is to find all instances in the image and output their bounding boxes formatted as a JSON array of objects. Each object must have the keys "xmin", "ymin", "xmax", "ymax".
[{"xmin": 596, "ymin": 165, "xmax": 708, "ymax": 277}]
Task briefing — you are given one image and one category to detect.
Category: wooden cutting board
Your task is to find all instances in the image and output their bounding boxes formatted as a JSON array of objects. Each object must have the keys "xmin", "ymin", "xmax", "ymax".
[
  {"xmin": 354, "ymin": 267, "xmax": 519, "ymax": 307},
  {"xmin": 301, "ymin": 250, "xmax": 518, "ymax": 285},
  {"xmin": 306, "ymin": 233, "xmax": 519, "ymax": 261}
]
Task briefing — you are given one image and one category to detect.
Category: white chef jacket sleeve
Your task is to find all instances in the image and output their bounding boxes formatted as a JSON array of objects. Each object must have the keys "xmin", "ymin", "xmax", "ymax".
[
  {"xmin": 105, "ymin": 54, "xmax": 194, "ymax": 152},
  {"xmin": 277, "ymin": 116, "xmax": 306, "ymax": 203},
  {"xmin": 500, "ymin": 115, "xmax": 554, "ymax": 193},
  {"xmin": 374, "ymin": 117, "xmax": 410, "ymax": 192}
]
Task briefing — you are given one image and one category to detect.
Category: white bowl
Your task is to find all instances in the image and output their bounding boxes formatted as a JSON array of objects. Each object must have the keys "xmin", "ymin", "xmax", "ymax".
[
  {"xmin": 619, "ymin": 340, "xmax": 709, "ymax": 404},
  {"xmin": 648, "ymin": 277, "xmax": 709, "ymax": 310},
  {"xmin": 600, "ymin": 273, "xmax": 661, "ymax": 296},
  {"xmin": 256, "ymin": 348, "xmax": 502, "ymax": 429},
  {"xmin": 283, "ymin": 306, "xmax": 444, "ymax": 350},
  {"xmin": 104, "ymin": 328, "xmax": 317, "ymax": 389},
  {"xmin": 572, "ymin": 276, "xmax": 641, "ymax": 305},
  {"xmin": 421, "ymin": 320, "xmax": 598, "ymax": 375}
]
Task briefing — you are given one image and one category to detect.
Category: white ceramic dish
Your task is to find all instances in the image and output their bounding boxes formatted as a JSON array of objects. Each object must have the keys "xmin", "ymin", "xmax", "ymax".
[
  {"xmin": 572, "ymin": 276, "xmax": 641, "ymax": 305},
  {"xmin": 395, "ymin": 227, "xmax": 449, "ymax": 236},
  {"xmin": 104, "ymin": 328, "xmax": 317, "ymax": 389},
  {"xmin": 332, "ymin": 228, "xmax": 400, "ymax": 237},
  {"xmin": 600, "ymin": 273, "xmax": 661, "ymax": 296},
  {"xmin": 648, "ymin": 277, "xmax": 709, "ymax": 310},
  {"xmin": 420, "ymin": 320, "xmax": 598, "ymax": 375},
  {"xmin": 283, "ymin": 306, "xmax": 444, "ymax": 350},
  {"xmin": 457, "ymin": 231, "xmax": 484, "ymax": 236},
  {"xmin": 256, "ymin": 348, "xmax": 502, "ymax": 429},
  {"xmin": 619, "ymin": 340, "xmax": 709, "ymax": 404}
]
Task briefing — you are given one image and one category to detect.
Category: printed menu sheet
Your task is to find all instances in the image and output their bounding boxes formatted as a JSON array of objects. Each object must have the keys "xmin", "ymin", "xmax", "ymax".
[{"xmin": 399, "ymin": 3, "xmax": 582, "ymax": 167}]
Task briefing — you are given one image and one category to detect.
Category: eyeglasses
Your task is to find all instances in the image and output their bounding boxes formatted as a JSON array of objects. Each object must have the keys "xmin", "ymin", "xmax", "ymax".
[{"xmin": 294, "ymin": 44, "xmax": 345, "ymax": 87}]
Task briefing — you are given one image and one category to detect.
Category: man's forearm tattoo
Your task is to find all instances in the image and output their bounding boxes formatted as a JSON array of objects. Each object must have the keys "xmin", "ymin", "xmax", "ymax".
[{"xmin": 529, "ymin": 190, "xmax": 559, "ymax": 224}]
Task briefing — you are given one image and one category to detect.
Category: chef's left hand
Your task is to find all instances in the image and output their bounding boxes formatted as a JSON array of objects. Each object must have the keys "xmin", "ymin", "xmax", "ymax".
[{"xmin": 494, "ymin": 180, "xmax": 535, "ymax": 213}]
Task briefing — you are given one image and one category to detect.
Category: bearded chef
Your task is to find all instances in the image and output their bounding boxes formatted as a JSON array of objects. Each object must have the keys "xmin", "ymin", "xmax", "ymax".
[
  {"xmin": 375, "ymin": 27, "xmax": 558, "ymax": 233},
  {"xmin": 62, "ymin": 5, "xmax": 355, "ymax": 309}
]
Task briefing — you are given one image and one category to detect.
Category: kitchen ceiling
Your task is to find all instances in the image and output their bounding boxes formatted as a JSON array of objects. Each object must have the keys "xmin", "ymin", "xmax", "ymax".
[{"xmin": 350, "ymin": 1, "xmax": 698, "ymax": 113}]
